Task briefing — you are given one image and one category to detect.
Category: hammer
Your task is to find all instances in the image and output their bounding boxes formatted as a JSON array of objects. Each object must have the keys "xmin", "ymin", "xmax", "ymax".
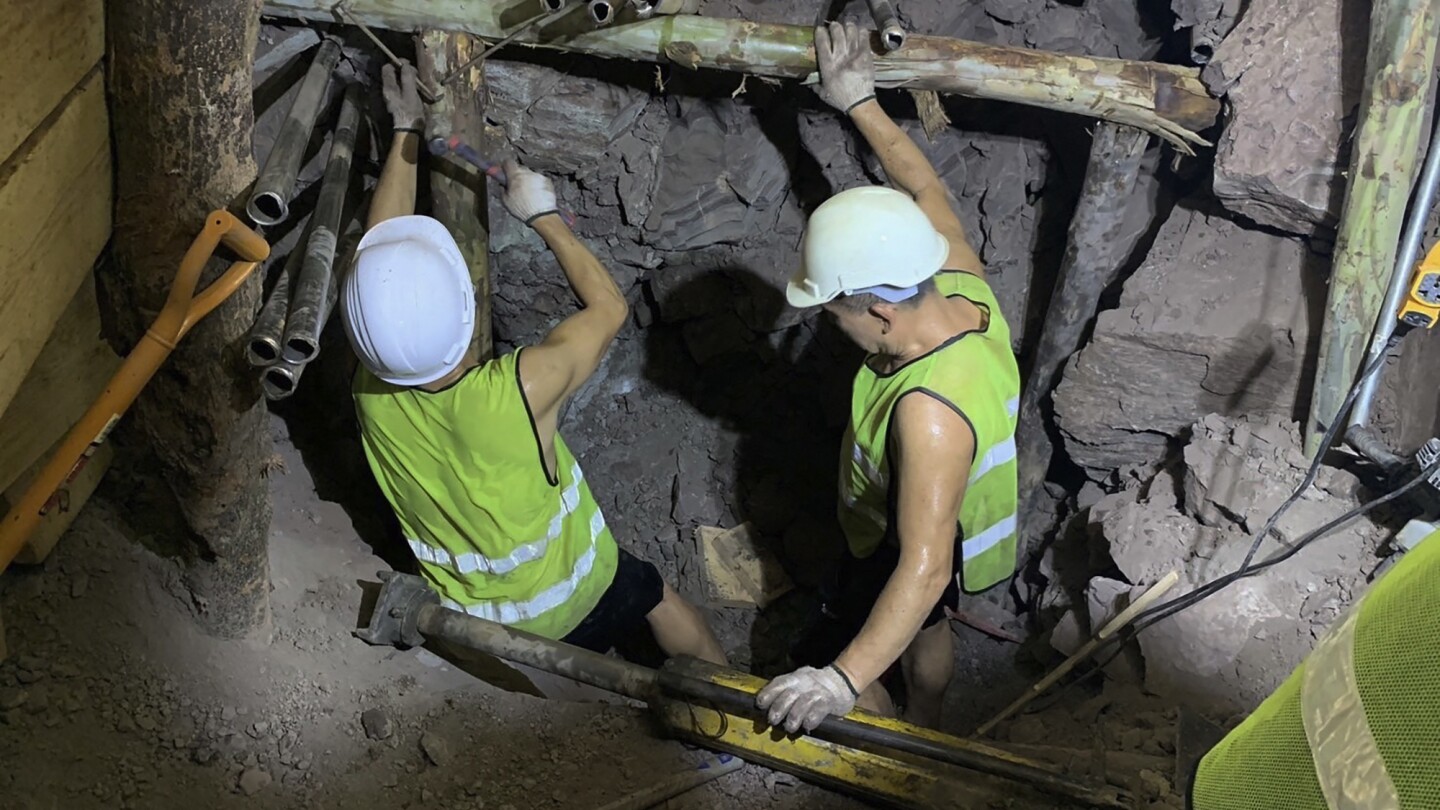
[{"xmin": 427, "ymin": 136, "xmax": 577, "ymax": 227}]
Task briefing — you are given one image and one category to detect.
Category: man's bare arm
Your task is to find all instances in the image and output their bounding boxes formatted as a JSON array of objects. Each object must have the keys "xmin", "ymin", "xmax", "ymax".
[
  {"xmin": 517, "ymin": 214, "xmax": 628, "ymax": 423},
  {"xmin": 366, "ymin": 132, "xmax": 419, "ymax": 230},
  {"xmin": 848, "ymin": 101, "xmax": 983, "ymax": 274},
  {"xmin": 366, "ymin": 63, "xmax": 425, "ymax": 231},
  {"xmin": 832, "ymin": 393, "xmax": 975, "ymax": 691}
]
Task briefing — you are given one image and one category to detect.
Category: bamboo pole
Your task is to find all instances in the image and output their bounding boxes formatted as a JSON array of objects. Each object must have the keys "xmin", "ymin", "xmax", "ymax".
[
  {"xmin": 419, "ymin": 30, "xmax": 494, "ymax": 362},
  {"xmin": 1306, "ymin": 0, "xmax": 1440, "ymax": 455},
  {"xmin": 1016, "ymin": 123, "xmax": 1150, "ymax": 534},
  {"xmin": 263, "ymin": 0, "xmax": 1218, "ymax": 150}
]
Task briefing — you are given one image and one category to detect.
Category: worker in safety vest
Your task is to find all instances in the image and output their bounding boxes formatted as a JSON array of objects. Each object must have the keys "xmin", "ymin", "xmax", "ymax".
[
  {"xmin": 340, "ymin": 61, "xmax": 726, "ymax": 665},
  {"xmin": 1188, "ymin": 527, "xmax": 1440, "ymax": 810},
  {"xmin": 756, "ymin": 23, "xmax": 1020, "ymax": 732}
]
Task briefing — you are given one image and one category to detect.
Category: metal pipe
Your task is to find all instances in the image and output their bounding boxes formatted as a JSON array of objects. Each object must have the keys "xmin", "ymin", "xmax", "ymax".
[
  {"xmin": 540, "ymin": 0, "xmax": 566, "ymax": 12},
  {"xmin": 247, "ymin": 244, "xmax": 303, "ymax": 366},
  {"xmin": 415, "ymin": 603, "xmax": 659, "ymax": 700},
  {"xmin": 248, "ymin": 38, "xmax": 341, "ymax": 226},
  {"xmin": 261, "ymin": 359, "xmax": 308, "ymax": 401},
  {"xmin": 282, "ymin": 83, "xmax": 361, "ymax": 363},
  {"xmin": 1350, "ymin": 104, "xmax": 1440, "ymax": 428},
  {"xmin": 654, "ymin": 669, "xmax": 1128, "ymax": 809},
  {"xmin": 864, "ymin": 0, "xmax": 906, "ymax": 51},
  {"xmin": 588, "ymin": 0, "xmax": 621, "ymax": 25}
]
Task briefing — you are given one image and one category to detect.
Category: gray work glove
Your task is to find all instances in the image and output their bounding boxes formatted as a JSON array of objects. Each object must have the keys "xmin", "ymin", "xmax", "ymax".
[
  {"xmin": 814, "ymin": 21, "xmax": 876, "ymax": 114},
  {"xmin": 755, "ymin": 664, "xmax": 859, "ymax": 733},
  {"xmin": 502, "ymin": 159, "xmax": 561, "ymax": 225},
  {"xmin": 382, "ymin": 61, "xmax": 425, "ymax": 132}
]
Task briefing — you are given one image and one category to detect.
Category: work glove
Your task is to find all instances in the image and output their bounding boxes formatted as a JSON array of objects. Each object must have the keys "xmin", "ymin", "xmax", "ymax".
[
  {"xmin": 755, "ymin": 664, "xmax": 859, "ymax": 733},
  {"xmin": 502, "ymin": 159, "xmax": 561, "ymax": 225},
  {"xmin": 382, "ymin": 61, "xmax": 425, "ymax": 133},
  {"xmin": 814, "ymin": 21, "xmax": 876, "ymax": 114}
]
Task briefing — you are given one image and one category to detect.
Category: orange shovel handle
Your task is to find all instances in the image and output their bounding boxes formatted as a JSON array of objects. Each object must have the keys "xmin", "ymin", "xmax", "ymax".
[{"xmin": 0, "ymin": 211, "xmax": 270, "ymax": 572}]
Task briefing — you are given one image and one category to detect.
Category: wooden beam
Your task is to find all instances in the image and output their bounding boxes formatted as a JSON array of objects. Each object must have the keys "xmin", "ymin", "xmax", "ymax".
[
  {"xmin": 5, "ymin": 442, "xmax": 113, "ymax": 566},
  {"xmin": 419, "ymin": 30, "xmax": 493, "ymax": 361},
  {"xmin": 0, "ymin": 0, "xmax": 103, "ymax": 163},
  {"xmin": 264, "ymin": 0, "xmax": 1219, "ymax": 150},
  {"xmin": 108, "ymin": 0, "xmax": 271, "ymax": 638},
  {"xmin": 1016, "ymin": 123, "xmax": 1150, "ymax": 539},
  {"xmin": 0, "ymin": 274, "xmax": 120, "ymax": 493},
  {"xmin": 0, "ymin": 70, "xmax": 112, "ymax": 421},
  {"xmin": 1307, "ymin": 0, "xmax": 1440, "ymax": 453}
]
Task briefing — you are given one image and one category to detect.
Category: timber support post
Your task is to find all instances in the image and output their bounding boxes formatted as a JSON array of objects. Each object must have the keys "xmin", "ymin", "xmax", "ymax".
[
  {"xmin": 1016, "ymin": 123, "xmax": 1151, "ymax": 536},
  {"xmin": 419, "ymin": 30, "xmax": 493, "ymax": 361},
  {"xmin": 107, "ymin": 0, "xmax": 273, "ymax": 637},
  {"xmin": 1306, "ymin": 0, "xmax": 1440, "ymax": 454}
]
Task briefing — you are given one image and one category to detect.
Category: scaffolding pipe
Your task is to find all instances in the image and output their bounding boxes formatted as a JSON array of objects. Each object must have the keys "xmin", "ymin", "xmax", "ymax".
[
  {"xmin": 247, "ymin": 37, "xmax": 341, "ymax": 226},
  {"xmin": 261, "ymin": 359, "xmax": 308, "ymax": 400},
  {"xmin": 282, "ymin": 83, "xmax": 361, "ymax": 363},
  {"xmin": 1349, "ymin": 101, "xmax": 1440, "ymax": 429},
  {"xmin": 247, "ymin": 243, "xmax": 302, "ymax": 366},
  {"xmin": 864, "ymin": 0, "xmax": 906, "ymax": 51}
]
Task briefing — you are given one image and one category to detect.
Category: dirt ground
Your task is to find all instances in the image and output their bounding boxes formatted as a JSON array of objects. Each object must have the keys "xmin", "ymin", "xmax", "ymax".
[{"xmin": 0, "ymin": 414, "xmax": 1190, "ymax": 810}]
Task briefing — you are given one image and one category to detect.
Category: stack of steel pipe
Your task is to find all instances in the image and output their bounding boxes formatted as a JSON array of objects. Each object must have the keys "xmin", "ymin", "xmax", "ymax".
[{"xmin": 246, "ymin": 51, "xmax": 362, "ymax": 402}]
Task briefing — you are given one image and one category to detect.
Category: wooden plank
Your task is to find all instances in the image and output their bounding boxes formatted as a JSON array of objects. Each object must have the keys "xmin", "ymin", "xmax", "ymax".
[
  {"xmin": 4, "ymin": 441, "xmax": 112, "ymax": 565},
  {"xmin": 0, "ymin": 71, "xmax": 112, "ymax": 421},
  {"xmin": 0, "ymin": 274, "xmax": 119, "ymax": 493},
  {"xmin": 0, "ymin": 0, "xmax": 104, "ymax": 164},
  {"xmin": 697, "ymin": 523, "xmax": 793, "ymax": 609}
]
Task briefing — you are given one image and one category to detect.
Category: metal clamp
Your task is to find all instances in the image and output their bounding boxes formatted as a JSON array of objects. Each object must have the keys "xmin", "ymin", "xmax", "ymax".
[{"xmin": 355, "ymin": 571, "xmax": 441, "ymax": 648}]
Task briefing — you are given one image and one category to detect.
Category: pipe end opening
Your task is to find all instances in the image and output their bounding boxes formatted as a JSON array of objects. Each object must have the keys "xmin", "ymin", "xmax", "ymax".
[
  {"xmin": 540, "ymin": 0, "xmax": 566, "ymax": 12},
  {"xmin": 881, "ymin": 27, "xmax": 906, "ymax": 51},
  {"xmin": 589, "ymin": 1, "xmax": 614, "ymax": 24},
  {"xmin": 248, "ymin": 193, "xmax": 288, "ymax": 227},
  {"xmin": 263, "ymin": 369, "xmax": 297, "ymax": 400},
  {"xmin": 284, "ymin": 337, "xmax": 319, "ymax": 364},
  {"xmin": 248, "ymin": 339, "xmax": 281, "ymax": 366}
]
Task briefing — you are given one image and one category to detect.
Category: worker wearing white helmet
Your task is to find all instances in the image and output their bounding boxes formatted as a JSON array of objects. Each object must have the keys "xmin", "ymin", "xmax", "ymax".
[
  {"xmin": 757, "ymin": 22, "xmax": 1021, "ymax": 733},
  {"xmin": 342, "ymin": 61, "xmax": 725, "ymax": 666}
]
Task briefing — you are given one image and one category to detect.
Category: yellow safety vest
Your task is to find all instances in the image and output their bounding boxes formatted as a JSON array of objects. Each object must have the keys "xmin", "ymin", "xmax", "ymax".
[
  {"xmin": 838, "ymin": 270, "xmax": 1021, "ymax": 592},
  {"xmin": 352, "ymin": 350, "xmax": 618, "ymax": 639},
  {"xmin": 1191, "ymin": 527, "xmax": 1440, "ymax": 810}
]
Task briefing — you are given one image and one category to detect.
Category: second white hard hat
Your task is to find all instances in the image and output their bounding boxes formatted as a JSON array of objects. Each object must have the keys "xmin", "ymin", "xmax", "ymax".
[
  {"xmin": 787, "ymin": 186, "xmax": 950, "ymax": 309},
  {"xmin": 340, "ymin": 215, "xmax": 475, "ymax": 387}
]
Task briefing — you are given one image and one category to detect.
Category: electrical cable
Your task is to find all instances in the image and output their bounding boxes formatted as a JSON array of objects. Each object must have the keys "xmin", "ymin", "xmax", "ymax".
[{"xmin": 1014, "ymin": 326, "xmax": 1421, "ymax": 715}]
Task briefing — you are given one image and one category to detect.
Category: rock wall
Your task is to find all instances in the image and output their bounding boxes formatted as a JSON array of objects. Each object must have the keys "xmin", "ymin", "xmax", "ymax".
[{"xmin": 1054, "ymin": 202, "xmax": 1323, "ymax": 481}]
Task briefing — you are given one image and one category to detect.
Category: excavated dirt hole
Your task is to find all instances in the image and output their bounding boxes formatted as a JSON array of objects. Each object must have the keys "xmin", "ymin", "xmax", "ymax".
[{"xmin": 5, "ymin": 1, "xmax": 1439, "ymax": 809}]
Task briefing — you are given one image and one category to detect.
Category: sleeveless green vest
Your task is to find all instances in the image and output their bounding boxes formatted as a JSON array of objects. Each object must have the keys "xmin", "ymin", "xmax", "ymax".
[
  {"xmin": 838, "ymin": 270, "xmax": 1021, "ymax": 593},
  {"xmin": 1191, "ymin": 527, "xmax": 1440, "ymax": 810},
  {"xmin": 352, "ymin": 350, "xmax": 618, "ymax": 639}
]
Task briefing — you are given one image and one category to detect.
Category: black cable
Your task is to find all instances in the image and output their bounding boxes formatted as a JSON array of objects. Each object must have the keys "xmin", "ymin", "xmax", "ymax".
[{"xmin": 1012, "ymin": 328, "xmax": 1422, "ymax": 715}]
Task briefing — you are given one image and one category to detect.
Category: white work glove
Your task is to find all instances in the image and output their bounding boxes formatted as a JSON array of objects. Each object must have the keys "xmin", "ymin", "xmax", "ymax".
[
  {"xmin": 382, "ymin": 61, "xmax": 425, "ymax": 133},
  {"xmin": 814, "ymin": 21, "xmax": 876, "ymax": 114},
  {"xmin": 755, "ymin": 664, "xmax": 859, "ymax": 733},
  {"xmin": 502, "ymin": 159, "xmax": 561, "ymax": 225}
]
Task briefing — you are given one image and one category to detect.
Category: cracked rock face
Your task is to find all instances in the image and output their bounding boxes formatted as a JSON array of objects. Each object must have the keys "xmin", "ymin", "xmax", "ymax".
[
  {"xmin": 1054, "ymin": 202, "xmax": 1320, "ymax": 480},
  {"xmin": 1202, "ymin": 0, "xmax": 1368, "ymax": 235}
]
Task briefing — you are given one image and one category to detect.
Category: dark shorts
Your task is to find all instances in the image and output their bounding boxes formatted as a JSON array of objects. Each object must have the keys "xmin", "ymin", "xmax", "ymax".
[
  {"xmin": 791, "ymin": 538, "xmax": 963, "ymax": 669},
  {"xmin": 560, "ymin": 548, "xmax": 665, "ymax": 654}
]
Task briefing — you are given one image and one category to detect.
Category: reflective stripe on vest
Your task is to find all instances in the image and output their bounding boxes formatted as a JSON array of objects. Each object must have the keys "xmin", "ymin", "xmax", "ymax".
[
  {"xmin": 440, "ymin": 509, "xmax": 608, "ymax": 626},
  {"xmin": 1301, "ymin": 606, "xmax": 1401, "ymax": 810},
  {"xmin": 407, "ymin": 463, "xmax": 585, "ymax": 576}
]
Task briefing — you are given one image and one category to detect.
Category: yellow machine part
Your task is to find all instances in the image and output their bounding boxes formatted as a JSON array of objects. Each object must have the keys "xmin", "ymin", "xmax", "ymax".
[
  {"xmin": 1401, "ymin": 242, "xmax": 1440, "ymax": 328},
  {"xmin": 654, "ymin": 661, "xmax": 1057, "ymax": 810}
]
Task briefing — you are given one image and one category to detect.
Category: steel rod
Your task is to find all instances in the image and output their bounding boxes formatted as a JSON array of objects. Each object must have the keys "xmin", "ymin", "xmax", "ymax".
[
  {"xmin": 415, "ymin": 603, "xmax": 659, "ymax": 701},
  {"xmin": 282, "ymin": 83, "xmax": 361, "ymax": 363},
  {"xmin": 655, "ymin": 669, "xmax": 1127, "ymax": 809},
  {"xmin": 248, "ymin": 37, "xmax": 341, "ymax": 226}
]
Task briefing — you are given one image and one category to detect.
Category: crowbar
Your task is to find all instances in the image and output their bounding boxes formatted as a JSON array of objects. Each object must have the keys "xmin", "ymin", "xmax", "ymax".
[{"xmin": 0, "ymin": 210, "xmax": 270, "ymax": 572}]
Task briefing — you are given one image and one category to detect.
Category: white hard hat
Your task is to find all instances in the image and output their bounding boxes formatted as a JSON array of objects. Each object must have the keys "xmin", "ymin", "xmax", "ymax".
[
  {"xmin": 341, "ymin": 215, "xmax": 475, "ymax": 386},
  {"xmin": 787, "ymin": 186, "xmax": 950, "ymax": 309}
]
